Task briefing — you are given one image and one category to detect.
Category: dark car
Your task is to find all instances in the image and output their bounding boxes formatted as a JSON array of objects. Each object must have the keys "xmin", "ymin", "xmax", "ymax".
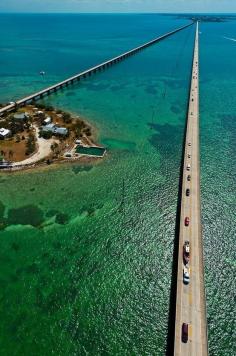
[
  {"xmin": 185, "ymin": 217, "xmax": 190, "ymax": 226},
  {"xmin": 186, "ymin": 188, "xmax": 190, "ymax": 196},
  {"xmin": 187, "ymin": 175, "xmax": 191, "ymax": 182},
  {"xmin": 182, "ymin": 323, "xmax": 188, "ymax": 343}
]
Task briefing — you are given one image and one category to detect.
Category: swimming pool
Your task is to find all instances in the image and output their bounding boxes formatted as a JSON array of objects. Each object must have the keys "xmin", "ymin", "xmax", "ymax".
[{"xmin": 76, "ymin": 146, "xmax": 106, "ymax": 157}]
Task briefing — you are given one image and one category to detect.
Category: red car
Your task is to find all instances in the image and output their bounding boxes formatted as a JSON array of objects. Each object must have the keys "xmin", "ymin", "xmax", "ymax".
[
  {"xmin": 182, "ymin": 323, "xmax": 188, "ymax": 343},
  {"xmin": 185, "ymin": 217, "xmax": 190, "ymax": 226}
]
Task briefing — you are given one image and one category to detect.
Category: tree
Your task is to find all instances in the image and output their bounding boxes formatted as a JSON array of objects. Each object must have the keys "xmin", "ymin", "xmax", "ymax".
[
  {"xmin": 84, "ymin": 127, "xmax": 92, "ymax": 136},
  {"xmin": 25, "ymin": 133, "xmax": 36, "ymax": 155},
  {"xmin": 45, "ymin": 105, "xmax": 54, "ymax": 112},
  {"xmin": 72, "ymin": 119, "xmax": 86, "ymax": 138},
  {"xmin": 62, "ymin": 112, "xmax": 72, "ymax": 124},
  {"xmin": 37, "ymin": 103, "xmax": 46, "ymax": 109},
  {"xmin": 50, "ymin": 142, "xmax": 59, "ymax": 152},
  {"xmin": 39, "ymin": 130, "xmax": 53, "ymax": 139},
  {"xmin": 15, "ymin": 134, "xmax": 21, "ymax": 143}
]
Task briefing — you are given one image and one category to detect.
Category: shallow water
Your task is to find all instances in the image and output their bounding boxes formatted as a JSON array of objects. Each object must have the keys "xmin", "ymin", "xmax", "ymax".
[{"xmin": 0, "ymin": 14, "xmax": 235, "ymax": 355}]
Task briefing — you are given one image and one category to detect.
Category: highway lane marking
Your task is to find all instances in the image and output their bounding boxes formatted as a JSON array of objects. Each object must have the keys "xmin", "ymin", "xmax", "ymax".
[{"xmin": 189, "ymin": 324, "xmax": 193, "ymax": 338}]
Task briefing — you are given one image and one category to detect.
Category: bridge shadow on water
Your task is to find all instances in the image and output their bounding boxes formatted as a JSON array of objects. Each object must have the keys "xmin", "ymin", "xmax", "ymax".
[{"xmin": 165, "ymin": 88, "xmax": 190, "ymax": 356}]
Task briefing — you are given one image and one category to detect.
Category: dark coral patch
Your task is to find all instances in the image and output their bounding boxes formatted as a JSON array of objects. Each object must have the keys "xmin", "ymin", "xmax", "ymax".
[
  {"xmin": 46, "ymin": 209, "xmax": 60, "ymax": 218},
  {"xmin": 7, "ymin": 205, "xmax": 44, "ymax": 227},
  {"xmin": 84, "ymin": 82, "xmax": 109, "ymax": 91},
  {"xmin": 55, "ymin": 213, "xmax": 69, "ymax": 225},
  {"xmin": 0, "ymin": 200, "xmax": 5, "ymax": 220},
  {"xmin": 110, "ymin": 84, "xmax": 125, "ymax": 92},
  {"xmin": 25, "ymin": 263, "xmax": 40, "ymax": 274},
  {"xmin": 72, "ymin": 165, "xmax": 93, "ymax": 175},
  {"xmin": 148, "ymin": 122, "xmax": 184, "ymax": 159},
  {"xmin": 11, "ymin": 242, "xmax": 21, "ymax": 252},
  {"xmin": 65, "ymin": 91, "xmax": 76, "ymax": 97},
  {"xmin": 171, "ymin": 105, "xmax": 182, "ymax": 114},
  {"xmin": 145, "ymin": 85, "xmax": 157, "ymax": 95}
]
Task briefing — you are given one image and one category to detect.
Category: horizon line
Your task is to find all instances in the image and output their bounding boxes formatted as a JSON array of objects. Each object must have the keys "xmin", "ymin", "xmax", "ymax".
[{"xmin": 0, "ymin": 11, "xmax": 236, "ymax": 15}]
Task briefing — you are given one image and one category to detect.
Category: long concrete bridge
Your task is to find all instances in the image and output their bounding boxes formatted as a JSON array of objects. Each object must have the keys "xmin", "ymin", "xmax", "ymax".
[
  {"xmin": 0, "ymin": 22, "xmax": 193, "ymax": 115},
  {"xmin": 174, "ymin": 22, "xmax": 208, "ymax": 356}
]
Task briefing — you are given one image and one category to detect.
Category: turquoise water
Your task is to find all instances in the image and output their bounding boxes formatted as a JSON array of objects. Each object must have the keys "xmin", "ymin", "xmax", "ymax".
[{"xmin": 0, "ymin": 14, "xmax": 235, "ymax": 355}]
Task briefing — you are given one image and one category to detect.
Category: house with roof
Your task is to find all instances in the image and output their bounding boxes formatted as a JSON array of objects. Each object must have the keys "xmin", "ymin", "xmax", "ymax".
[
  {"xmin": 54, "ymin": 127, "xmax": 68, "ymax": 136},
  {"xmin": 0, "ymin": 128, "xmax": 11, "ymax": 139},
  {"xmin": 13, "ymin": 112, "xmax": 29, "ymax": 121},
  {"xmin": 43, "ymin": 116, "xmax": 52, "ymax": 125},
  {"xmin": 41, "ymin": 124, "xmax": 68, "ymax": 136},
  {"xmin": 42, "ymin": 123, "xmax": 55, "ymax": 132}
]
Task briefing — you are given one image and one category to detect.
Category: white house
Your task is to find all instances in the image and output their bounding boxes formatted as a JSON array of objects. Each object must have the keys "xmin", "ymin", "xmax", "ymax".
[
  {"xmin": 54, "ymin": 127, "xmax": 68, "ymax": 136},
  {"xmin": 41, "ymin": 124, "xmax": 68, "ymax": 136},
  {"xmin": 42, "ymin": 123, "xmax": 56, "ymax": 132},
  {"xmin": 0, "ymin": 128, "xmax": 11, "ymax": 139},
  {"xmin": 43, "ymin": 116, "xmax": 52, "ymax": 125}
]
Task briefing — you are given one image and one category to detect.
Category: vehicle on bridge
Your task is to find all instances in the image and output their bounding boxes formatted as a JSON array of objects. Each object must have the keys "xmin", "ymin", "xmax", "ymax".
[
  {"xmin": 182, "ymin": 323, "xmax": 189, "ymax": 343},
  {"xmin": 183, "ymin": 241, "xmax": 190, "ymax": 264},
  {"xmin": 187, "ymin": 163, "xmax": 191, "ymax": 171},
  {"xmin": 186, "ymin": 188, "xmax": 190, "ymax": 196},
  {"xmin": 187, "ymin": 174, "xmax": 191, "ymax": 181},
  {"xmin": 183, "ymin": 266, "xmax": 190, "ymax": 284},
  {"xmin": 185, "ymin": 217, "xmax": 190, "ymax": 226}
]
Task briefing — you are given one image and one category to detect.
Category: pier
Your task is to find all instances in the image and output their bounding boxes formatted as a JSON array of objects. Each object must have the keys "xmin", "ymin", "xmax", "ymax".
[
  {"xmin": 0, "ymin": 22, "xmax": 193, "ymax": 115},
  {"xmin": 174, "ymin": 22, "xmax": 208, "ymax": 356}
]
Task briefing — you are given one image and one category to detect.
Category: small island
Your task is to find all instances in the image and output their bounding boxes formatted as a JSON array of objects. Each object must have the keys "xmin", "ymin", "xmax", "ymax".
[{"xmin": 0, "ymin": 103, "xmax": 106, "ymax": 171}]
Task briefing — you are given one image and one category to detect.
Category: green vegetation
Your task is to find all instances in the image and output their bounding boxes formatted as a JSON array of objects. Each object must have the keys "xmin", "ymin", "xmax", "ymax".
[
  {"xmin": 72, "ymin": 119, "xmax": 87, "ymax": 138},
  {"xmin": 39, "ymin": 130, "xmax": 53, "ymax": 139},
  {"xmin": 62, "ymin": 112, "xmax": 72, "ymax": 124},
  {"xmin": 45, "ymin": 105, "xmax": 54, "ymax": 112},
  {"xmin": 36, "ymin": 103, "xmax": 46, "ymax": 109},
  {"xmin": 15, "ymin": 134, "xmax": 21, "ymax": 143},
  {"xmin": 0, "ymin": 104, "xmax": 96, "ymax": 165},
  {"xmin": 50, "ymin": 142, "xmax": 60, "ymax": 157},
  {"xmin": 83, "ymin": 127, "xmax": 92, "ymax": 136},
  {"xmin": 25, "ymin": 133, "xmax": 36, "ymax": 156}
]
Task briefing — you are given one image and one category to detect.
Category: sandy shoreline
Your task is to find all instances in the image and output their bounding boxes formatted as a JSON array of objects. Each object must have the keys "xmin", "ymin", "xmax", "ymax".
[
  {"xmin": 0, "ymin": 106, "xmax": 105, "ymax": 173},
  {"xmin": 0, "ymin": 152, "xmax": 108, "ymax": 176}
]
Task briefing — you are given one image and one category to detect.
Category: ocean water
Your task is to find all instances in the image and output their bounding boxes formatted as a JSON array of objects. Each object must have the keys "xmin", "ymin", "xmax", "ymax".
[{"xmin": 0, "ymin": 14, "xmax": 235, "ymax": 355}]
